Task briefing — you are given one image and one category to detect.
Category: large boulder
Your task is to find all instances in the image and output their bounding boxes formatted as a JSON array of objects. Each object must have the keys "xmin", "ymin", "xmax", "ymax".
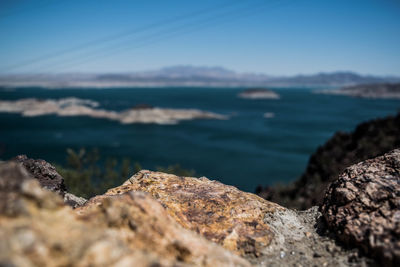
[
  {"xmin": 321, "ymin": 149, "xmax": 400, "ymax": 266},
  {"xmin": 106, "ymin": 170, "xmax": 281, "ymax": 257},
  {"xmin": 0, "ymin": 161, "xmax": 250, "ymax": 267},
  {"xmin": 104, "ymin": 170, "xmax": 373, "ymax": 266}
]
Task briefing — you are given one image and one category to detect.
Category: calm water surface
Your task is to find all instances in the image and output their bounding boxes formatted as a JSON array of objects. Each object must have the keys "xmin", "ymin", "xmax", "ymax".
[{"xmin": 0, "ymin": 87, "xmax": 399, "ymax": 192}]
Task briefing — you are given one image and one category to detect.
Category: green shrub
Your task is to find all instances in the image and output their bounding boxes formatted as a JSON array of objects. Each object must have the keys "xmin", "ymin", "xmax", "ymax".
[{"xmin": 55, "ymin": 148, "xmax": 133, "ymax": 198}]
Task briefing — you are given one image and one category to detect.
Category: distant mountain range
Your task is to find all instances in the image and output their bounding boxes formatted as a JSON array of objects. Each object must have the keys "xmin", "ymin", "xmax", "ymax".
[{"xmin": 1, "ymin": 65, "xmax": 399, "ymax": 88}]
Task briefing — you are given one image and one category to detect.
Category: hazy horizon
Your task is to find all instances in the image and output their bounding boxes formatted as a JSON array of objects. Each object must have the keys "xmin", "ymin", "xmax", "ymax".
[
  {"xmin": 1, "ymin": 0, "xmax": 400, "ymax": 76},
  {"xmin": 1, "ymin": 65, "xmax": 400, "ymax": 78}
]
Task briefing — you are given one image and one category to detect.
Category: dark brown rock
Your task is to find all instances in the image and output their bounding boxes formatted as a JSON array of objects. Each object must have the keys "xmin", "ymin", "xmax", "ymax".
[
  {"xmin": 321, "ymin": 149, "xmax": 400, "ymax": 266},
  {"xmin": 13, "ymin": 155, "xmax": 86, "ymax": 207},
  {"xmin": 14, "ymin": 155, "xmax": 66, "ymax": 196},
  {"xmin": 258, "ymin": 113, "xmax": 400, "ymax": 209}
]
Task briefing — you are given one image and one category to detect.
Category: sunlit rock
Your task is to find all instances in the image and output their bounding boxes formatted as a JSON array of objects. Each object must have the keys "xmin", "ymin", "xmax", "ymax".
[
  {"xmin": 0, "ymin": 161, "xmax": 250, "ymax": 267},
  {"xmin": 106, "ymin": 170, "xmax": 282, "ymax": 257}
]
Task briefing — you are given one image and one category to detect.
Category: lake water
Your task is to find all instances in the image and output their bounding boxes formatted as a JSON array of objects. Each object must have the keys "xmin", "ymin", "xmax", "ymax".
[{"xmin": 0, "ymin": 87, "xmax": 399, "ymax": 192}]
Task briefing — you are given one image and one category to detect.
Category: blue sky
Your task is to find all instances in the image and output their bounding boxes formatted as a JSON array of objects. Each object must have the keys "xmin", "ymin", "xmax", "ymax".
[{"xmin": 0, "ymin": 0, "xmax": 399, "ymax": 75}]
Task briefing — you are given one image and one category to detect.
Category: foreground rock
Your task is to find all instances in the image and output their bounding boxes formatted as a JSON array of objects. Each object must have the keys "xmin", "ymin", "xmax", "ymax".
[
  {"xmin": 0, "ymin": 161, "xmax": 250, "ymax": 267},
  {"xmin": 238, "ymin": 88, "xmax": 280, "ymax": 99},
  {"xmin": 106, "ymin": 170, "xmax": 281, "ymax": 257},
  {"xmin": 257, "ymin": 113, "xmax": 400, "ymax": 209},
  {"xmin": 321, "ymin": 149, "xmax": 400, "ymax": 266},
  {"xmin": 261, "ymin": 207, "xmax": 372, "ymax": 266},
  {"xmin": 104, "ymin": 170, "xmax": 372, "ymax": 265},
  {"xmin": 317, "ymin": 83, "xmax": 400, "ymax": 99},
  {"xmin": 0, "ymin": 97, "xmax": 228, "ymax": 125},
  {"xmin": 14, "ymin": 154, "xmax": 86, "ymax": 208},
  {"xmin": 0, "ymin": 158, "xmax": 376, "ymax": 266}
]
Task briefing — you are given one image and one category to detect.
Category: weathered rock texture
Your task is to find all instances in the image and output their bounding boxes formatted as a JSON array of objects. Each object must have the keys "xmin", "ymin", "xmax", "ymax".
[
  {"xmin": 106, "ymin": 170, "xmax": 281, "ymax": 258},
  {"xmin": 1, "ymin": 157, "xmax": 377, "ymax": 266},
  {"xmin": 78, "ymin": 193, "xmax": 251, "ymax": 266},
  {"xmin": 260, "ymin": 207, "xmax": 372, "ymax": 266},
  {"xmin": 103, "ymin": 170, "xmax": 373, "ymax": 266},
  {"xmin": 321, "ymin": 149, "xmax": 400, "ymax": 266},
  {"xmin": 0, "ymin": 161, "xmax": 250, "ymax": 267},
  {"xmin": 257, "ymin": 113, "xmax": 400, "ymax": 209},
  {"xmin": 13, "ymin": 154, "xmax": 86, "ymax": 208},
  {"xmin": 64, "ymin": 192, "xmax": 88, "ymax": 208},
  {"xmin": 14, "ymin": 154, "xmax": 67, "ymax": 196}
]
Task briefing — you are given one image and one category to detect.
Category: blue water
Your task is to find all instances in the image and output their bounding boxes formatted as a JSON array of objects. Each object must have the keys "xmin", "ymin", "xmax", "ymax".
[{"xmin": 0, "ymin": 87, "xmax": 399, "ymax": 192}]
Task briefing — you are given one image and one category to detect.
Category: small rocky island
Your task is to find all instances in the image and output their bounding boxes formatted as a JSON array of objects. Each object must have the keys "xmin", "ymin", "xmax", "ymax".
[
  {"xmin": 318, "ymin": 83, "xmax": 400, "ymax": 99},
  {"xmin": 0, "ymin": 97, "xmax": 228, "ymax": 125},
  {"xmin": 238, "ymin": 88, "xmax": 280, "ymax": 99}
]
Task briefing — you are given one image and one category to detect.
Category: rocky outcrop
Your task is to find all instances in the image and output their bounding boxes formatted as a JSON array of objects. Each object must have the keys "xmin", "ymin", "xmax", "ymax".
[
  {"xmin": 106, "ymin": 170, "xmax": 281, "ymax": 257},
  {"xmin": 14, "ymin": 154, "xmax": 67, "ymax": 196},
  {"xmin": 257, "ymin": 113, "xmax": 400, "ymax": 209},
  {"xmin": 238, "ymin": 88, "xmax": 280, "ymax": 99},
  {"xmin": 13, "ymin": 154, "xmax": 86, "ymax": 208},
  {"xmin": 317, "ymin": 83, "xmax": 400, "ymax": 99},
  {"xmin": 321, "ymin": 149, "xmax": 400, "ymax": 266},
  {"xmin": 0, "ymin": 161, "xmax": 251, "ymax": 267},
  {"xmin": 64, "ymin": 192, "xmax": 87, "ymax": 208},
  {"xmin": 0, "ymin": 157, "xmax": 379, "ymax": 266},
  {"xmin": 0, "ymin": 97, "xmax": 228, "ymax": 125},
  {"xmin": 103, "ymin": 170, "xmax": 372, "ymax": 266}
]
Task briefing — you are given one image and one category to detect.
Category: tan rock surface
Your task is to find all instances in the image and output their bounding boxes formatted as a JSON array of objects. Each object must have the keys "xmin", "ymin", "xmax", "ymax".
[
  {"xmin": 106, "ymin": 170, "xmax": 283, "ymax": 257},
  {"xmin": 0, "ymin": 161, "xmax": 250, "ymax": 267}
]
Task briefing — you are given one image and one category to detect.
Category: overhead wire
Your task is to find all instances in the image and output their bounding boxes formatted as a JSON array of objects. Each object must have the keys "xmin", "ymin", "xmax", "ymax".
[
  {"xmin": 0, "ymin": 0, "xmax": 245, "ymax": 73},
  {"xmin": 31, "ymin": 0, "xmax": 294, "ymax": 74}
]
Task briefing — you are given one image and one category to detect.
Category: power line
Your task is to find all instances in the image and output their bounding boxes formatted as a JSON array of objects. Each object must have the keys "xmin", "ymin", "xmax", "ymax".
[
  {"xmin": 30, "ymin": 0, "xmax": 293, "ymax": 74},
  {"xmin": 0, "ymin": 0, "xmax": 245, "ymax": 73}
]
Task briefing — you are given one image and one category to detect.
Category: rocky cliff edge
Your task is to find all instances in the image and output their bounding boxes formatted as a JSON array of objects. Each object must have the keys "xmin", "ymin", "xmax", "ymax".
[{"xmin": 1, "ymin": 150, "xmax": 399, "ymax": 266}]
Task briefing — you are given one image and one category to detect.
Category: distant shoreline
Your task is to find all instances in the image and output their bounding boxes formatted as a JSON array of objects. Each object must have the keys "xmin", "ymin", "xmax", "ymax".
[
  {"xmin": 1, "ymin": 66, "xmax": 399, "ymax": 89},
  {"xmin": 0, "ymin": 82, "xmax": 341, "ymax": 90},
  {"xmin": 315, "ymin": 83, "xmax": 400, "ymax": 99}
]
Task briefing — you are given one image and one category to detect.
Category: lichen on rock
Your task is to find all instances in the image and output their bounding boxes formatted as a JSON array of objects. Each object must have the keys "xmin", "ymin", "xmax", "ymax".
[
  {"xmin": 105, "ymin": 170, "xmax": 283, "ymax": 257},
  {"xmin": 77, "ymin": 192, "xmax": 251, "ymax": 266},
  {"xmin": 0, "ymin": 160, "xmax": 250, "ymax": 267},
  {"xmin": 2, "ymin": 152, "xmax": 396, "ymax": 266},
  {"xmin": 104, "ymin": 170, "xmax": 373, "ymax": 266}
]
